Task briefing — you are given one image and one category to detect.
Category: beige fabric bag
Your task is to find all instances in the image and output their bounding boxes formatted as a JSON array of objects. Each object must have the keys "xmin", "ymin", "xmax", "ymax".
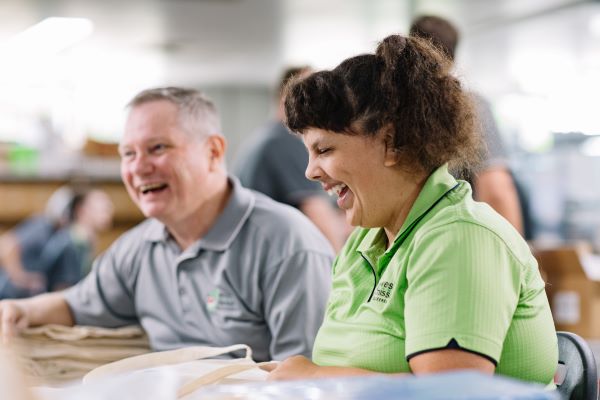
[
  {"xmin": 84, "ymin": 344, "xmax": 275, "ymax": 399},
  {"xmin": 14, "ymin": 324, "xmax": 151, "ymax": 385}
]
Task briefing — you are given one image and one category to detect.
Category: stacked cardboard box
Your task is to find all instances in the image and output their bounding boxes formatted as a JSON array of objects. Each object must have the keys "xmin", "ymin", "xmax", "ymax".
[{"xmin": 536, "ymin": 245, "xmax": 600, "ymax": 338}]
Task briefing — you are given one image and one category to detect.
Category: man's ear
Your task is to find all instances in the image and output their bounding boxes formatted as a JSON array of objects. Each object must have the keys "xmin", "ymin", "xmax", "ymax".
[
  {"xmin": 205, "ymin": 135, "xmax": 227, "ymax": 169},
  {"xmin": 383, "ymin": 131, "xmax": 399, "ymax": 167}
]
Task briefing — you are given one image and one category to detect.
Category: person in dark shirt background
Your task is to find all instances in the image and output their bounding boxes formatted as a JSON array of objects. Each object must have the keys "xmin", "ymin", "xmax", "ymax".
[
  {"xmin": 410, "ymin": 15, "xmax": 529, "ymax": 237},
  {"xmin": 234, "ymin": 67, "xmax": 349, "ymax": 251},
  {"xmin": 0, "ymin": 186, "xmax": 114, "ymax": 299}
]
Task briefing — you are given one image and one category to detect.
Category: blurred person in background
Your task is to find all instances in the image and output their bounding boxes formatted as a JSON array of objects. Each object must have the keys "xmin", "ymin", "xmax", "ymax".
[
  {"xmin": 410, "ymin": 15, "xmax": 527, "ymax": 237},
  {"xmin": 235, "ymin": 66, "xmax": 349, "ymax": 252},
  {"xmin": 0, "ymin": 87, "xmax": 333, "ymax": 362},
  {"xmin": 68, "ymin": 189, "xmax": 115, "ymax": 276},
  {"xmin": 0, "ymin": 186, "xmax": 114, "ymax": 299}
]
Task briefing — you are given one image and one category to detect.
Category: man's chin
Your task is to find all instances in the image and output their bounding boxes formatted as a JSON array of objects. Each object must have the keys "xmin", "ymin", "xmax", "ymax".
[{"xmin": 139, "ymin": 205, "xmax": 166, "ymax": 220}]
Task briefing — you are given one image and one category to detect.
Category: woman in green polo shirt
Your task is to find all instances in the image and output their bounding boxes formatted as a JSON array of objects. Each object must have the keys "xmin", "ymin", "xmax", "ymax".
[{"xmin": 266, "ymin": 34, "xmax": 558, "ymax": 384}]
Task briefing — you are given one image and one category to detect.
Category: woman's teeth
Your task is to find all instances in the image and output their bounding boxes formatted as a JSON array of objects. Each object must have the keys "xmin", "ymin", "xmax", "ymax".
[{"xmin": 326, "ymin": 184, "xmax": 347, "ymax": 197}]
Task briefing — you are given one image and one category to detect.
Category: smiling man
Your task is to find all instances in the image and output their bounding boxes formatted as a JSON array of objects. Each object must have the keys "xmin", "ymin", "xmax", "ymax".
[{"xmin": 0, "ymin": 87, "xmax": 334, "ymax": 362}]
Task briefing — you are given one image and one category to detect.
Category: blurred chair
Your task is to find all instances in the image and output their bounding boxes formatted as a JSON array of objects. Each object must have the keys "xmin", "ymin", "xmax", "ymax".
[{"xmin": 556, "ymin": 331, "xmax": 598, "ymax": 400}]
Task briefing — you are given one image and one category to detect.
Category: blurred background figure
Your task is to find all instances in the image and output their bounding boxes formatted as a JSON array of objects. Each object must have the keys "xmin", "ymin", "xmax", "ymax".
[
  {"xmin": 0, "ymin": 186, "xmax": 114, "ymax": 299},
  {"xmin": 234, "ymin": 66, "xmax": 349, "ymax": 252},
  {"xmin": 409, "ymin": 15, "xmax": 529, "ymax": 238}
]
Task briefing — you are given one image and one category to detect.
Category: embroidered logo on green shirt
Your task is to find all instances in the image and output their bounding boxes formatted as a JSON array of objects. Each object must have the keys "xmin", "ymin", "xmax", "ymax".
[
  {"xmin": 372, "ymin": 281, "xmax": 394, "ymax": 304},
  {"xmin": 207, "ymin": 289, "xmax": 220, "ymax": 312}
]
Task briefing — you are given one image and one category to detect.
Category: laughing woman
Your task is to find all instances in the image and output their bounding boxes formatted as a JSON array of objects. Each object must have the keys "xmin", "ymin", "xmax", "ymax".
[{"xmin": 266, "ymin": 35, "xmax": 557, "ymax": 385}]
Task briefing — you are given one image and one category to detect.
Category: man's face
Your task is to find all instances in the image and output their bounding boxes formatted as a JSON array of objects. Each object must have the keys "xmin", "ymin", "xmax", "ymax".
[{"xmin": 119, "ymin": 100, "xmax": 213, "ymax": 226}]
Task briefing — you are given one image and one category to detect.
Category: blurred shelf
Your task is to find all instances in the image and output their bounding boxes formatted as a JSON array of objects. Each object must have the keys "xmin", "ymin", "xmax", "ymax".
[{"xmin": 0, "ymin": 155, "xmax": 122, "ymax": 182}]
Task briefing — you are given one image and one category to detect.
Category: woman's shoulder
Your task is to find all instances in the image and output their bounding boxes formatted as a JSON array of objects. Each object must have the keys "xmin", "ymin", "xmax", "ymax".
[{"xmin": 421, "ymin": 196, "xmax": 535, "ymax": 265}]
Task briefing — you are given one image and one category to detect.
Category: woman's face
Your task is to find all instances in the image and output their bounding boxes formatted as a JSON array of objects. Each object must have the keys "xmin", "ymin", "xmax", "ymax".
[{"xmin": 302, "ymin": 128, "xmax": 396, "ymax": 228}]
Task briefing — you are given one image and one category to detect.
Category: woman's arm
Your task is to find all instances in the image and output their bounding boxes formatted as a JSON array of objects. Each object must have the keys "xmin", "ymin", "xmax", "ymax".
[
  {"xmin": 264, "ymin": 356, "xmax": 382, "ymax": 381},
  {"xmin": 266, "ymin": 349, "xmax": 494, "ymax": 381},
  {"xmin": 409, "ymin": 349, "xmax": 495, "ymax": 374},
  {"xmin": 0, "ymin": 232, "xmax": 46, "ymax": 293}
]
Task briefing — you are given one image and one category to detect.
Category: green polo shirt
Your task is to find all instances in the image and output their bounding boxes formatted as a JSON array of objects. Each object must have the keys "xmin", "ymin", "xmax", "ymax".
[{"xmin": 312, "ymin": 165, "xmax": 557, "ymax": 384}]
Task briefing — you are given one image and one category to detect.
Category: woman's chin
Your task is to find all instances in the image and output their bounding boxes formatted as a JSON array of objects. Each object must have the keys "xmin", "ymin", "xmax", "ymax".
[{"xmin": 345, "ymin": 211, "xmax": 361, "ymax": 227}]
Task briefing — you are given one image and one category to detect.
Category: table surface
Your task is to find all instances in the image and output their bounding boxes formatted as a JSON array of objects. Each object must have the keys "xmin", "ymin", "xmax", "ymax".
[{"xmin": 196, "ymin": 371, "xmax": 557, "ymax": 400}]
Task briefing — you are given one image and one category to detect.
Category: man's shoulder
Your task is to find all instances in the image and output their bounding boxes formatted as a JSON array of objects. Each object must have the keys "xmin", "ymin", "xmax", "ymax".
[
  {"xmin": 249, "ymin": 190, "xmax": 316, "ymax": 231},
  {"xmin": 87, "ymin": 219, "xmax": 161, "ymax": 280},
  {"xmin": 243, "ymin": 190, "xmax": 333, "ymax": 254},
  {"xmin": 107, "ymin": 219, "xmax": 161, "ymax": 254}
]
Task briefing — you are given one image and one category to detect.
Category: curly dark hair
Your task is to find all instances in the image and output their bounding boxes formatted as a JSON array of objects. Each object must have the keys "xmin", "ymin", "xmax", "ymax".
[{"xmin": 284, "ymin": 34, "xmax": 483, "ymax": 175}]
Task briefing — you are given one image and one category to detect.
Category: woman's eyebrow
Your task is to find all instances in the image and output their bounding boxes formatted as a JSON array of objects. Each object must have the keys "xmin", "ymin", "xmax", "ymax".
[{"xmin": 310, "ymin": 140, "xmax": 323, "ymax": 152}]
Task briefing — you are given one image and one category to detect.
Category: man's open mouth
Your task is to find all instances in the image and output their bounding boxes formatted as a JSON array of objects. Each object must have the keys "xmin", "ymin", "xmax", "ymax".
[{"xmin": 139, "ymin": 183, "xmax": 168, "ymax": 195}]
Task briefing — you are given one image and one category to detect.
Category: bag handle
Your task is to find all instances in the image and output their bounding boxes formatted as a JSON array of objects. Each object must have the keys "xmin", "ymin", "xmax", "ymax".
[
  {"xmin": 177, "ymin": 361, "xmax": 277, "ymax": 398},
  {"xmin": 83, "ymin": 344, "xmax": 252, "ymax": 383}
]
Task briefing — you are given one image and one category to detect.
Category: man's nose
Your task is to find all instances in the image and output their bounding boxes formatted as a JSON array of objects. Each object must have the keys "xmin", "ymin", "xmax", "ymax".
[{"xmin": 129, "ymin": 153, "xmax": 154, "ymax": 175}]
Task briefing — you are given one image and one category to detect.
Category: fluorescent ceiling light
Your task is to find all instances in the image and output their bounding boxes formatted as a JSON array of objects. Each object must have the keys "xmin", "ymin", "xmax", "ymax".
[{"xmin": 3, "ymin": 17, "xmax": 94, "ymax": 57}]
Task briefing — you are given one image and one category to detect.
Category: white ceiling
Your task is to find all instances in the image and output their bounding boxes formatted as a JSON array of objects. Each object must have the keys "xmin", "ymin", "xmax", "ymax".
[
  {"xmin": 1, "ymin": 0, "xmax": 598, "ymax": 146},
  {"xmin": 0, "ymin": 0, "xmax": 595, "ymax": 86}
]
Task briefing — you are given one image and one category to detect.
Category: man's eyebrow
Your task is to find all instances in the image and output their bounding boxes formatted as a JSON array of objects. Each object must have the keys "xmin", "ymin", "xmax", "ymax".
[{"xmin": 118, "ymin": 136, "xmax": 169, "ymax": 150}]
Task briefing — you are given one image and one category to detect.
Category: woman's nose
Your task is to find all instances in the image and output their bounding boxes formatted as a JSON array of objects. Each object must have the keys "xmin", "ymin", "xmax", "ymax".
[{"xmin": 305, "ymin": 156, "xmax": 321, "ymax": 181}]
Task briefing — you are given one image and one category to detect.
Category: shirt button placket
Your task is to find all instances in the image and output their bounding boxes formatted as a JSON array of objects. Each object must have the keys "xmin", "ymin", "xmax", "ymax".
[{"xmin": 178, "ymin": 265, "xmax": 191, "ymax": 314}]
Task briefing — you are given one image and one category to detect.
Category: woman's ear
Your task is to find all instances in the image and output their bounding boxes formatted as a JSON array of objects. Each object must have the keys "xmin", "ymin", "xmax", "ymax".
[{"xmin": 383, "ymin": 131, "xmax": 399, "ymax": 167}]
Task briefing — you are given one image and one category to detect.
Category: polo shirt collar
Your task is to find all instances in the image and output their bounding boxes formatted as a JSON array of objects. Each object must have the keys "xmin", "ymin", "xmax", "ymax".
[
  {"xmin": 357, "ymin": 164, "xmax": 458, "ymax": 254},
  {"xmin": 199, "ymin": 175, "xmax": 255, "ymax": 251},
  {"xmin": 143, "ymin": 219, "xmax": 170, "ymax": 242},
  {"xmin": 396, "ymin": 164, "xmax": 458, "ymax": 240},
  {"xmin": 142, "ymin": 175, "xmax": 255, "ymax": 252}
]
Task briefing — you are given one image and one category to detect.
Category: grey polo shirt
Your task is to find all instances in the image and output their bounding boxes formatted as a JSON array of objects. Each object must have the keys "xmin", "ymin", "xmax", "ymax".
[
  {"xmin": 472, "ymin": 93, "xmax": 508, "ymax": 168},
  {"xmin": 234, "ymin": 121, "xmax": 324, "ymax": 208},
  {"xmin": 64, "ymin": 177, "xmax": 334, "ymax": 361}
]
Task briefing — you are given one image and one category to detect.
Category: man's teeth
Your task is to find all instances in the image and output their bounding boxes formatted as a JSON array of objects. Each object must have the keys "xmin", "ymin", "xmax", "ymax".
[
  {"xmin": 326, "ymin": 184, "xmax": 347, "ymax": 197},
  {"xmin": 140, "ymin": 183, "xmax": 166, "ymax": 192}
]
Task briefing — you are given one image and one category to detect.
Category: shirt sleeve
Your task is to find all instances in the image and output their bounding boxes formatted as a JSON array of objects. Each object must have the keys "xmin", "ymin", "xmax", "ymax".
[
  {"xmin": 261, "ymin": 250, "xmax": 332, "ymax": 360},
  {"xmin": 264, "ymin": 134, "xmax": 324, "ymax": 207},
  {"xmin": 63, "ymin": 238, "xmax": 139, "ymax": 327},
  {"xmin": 404, "ymin": 221, "xmax": 521, "ymax": 364}
]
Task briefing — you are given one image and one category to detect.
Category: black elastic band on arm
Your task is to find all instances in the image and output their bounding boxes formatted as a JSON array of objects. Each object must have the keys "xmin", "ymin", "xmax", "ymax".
[{"xmin": 405, "ymin": 338, "xmax": 498, "ymax": 366}]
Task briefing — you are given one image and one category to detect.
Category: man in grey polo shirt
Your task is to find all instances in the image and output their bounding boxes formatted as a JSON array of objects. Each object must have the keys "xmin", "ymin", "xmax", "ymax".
[{"xmin": 0, "ymin": 87, "xmax": 334, "ymax": 362}]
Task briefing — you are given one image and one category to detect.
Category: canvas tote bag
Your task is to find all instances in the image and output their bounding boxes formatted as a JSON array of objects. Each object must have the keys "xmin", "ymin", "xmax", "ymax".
[
  {"xmin": 13, "ymin": 324, "xmax": 151, "ymax": 384},
  {"xmin": 83, "ymin": 343, "xmax": 275, "ymax": 398}
]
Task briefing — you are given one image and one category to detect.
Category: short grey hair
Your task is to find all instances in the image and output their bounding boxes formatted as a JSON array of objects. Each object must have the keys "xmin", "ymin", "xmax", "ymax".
[{"xmin": 127, "ymin": 87, "xmax": 221, "ymax": 138}]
